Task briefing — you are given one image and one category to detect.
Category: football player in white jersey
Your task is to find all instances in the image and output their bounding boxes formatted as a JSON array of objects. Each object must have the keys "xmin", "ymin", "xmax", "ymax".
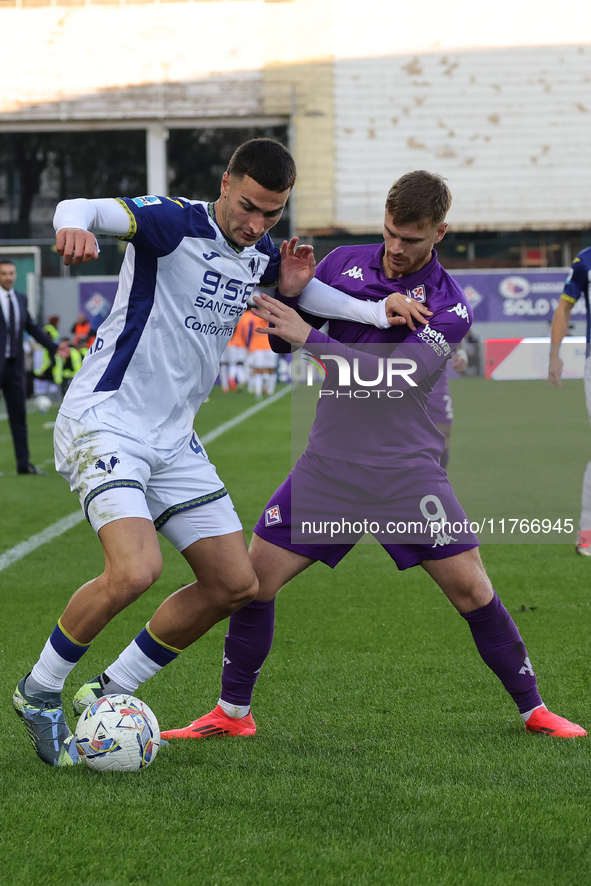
[{"xmin": 12, "ymin": 138, "xmax": 321, "ymax": 767}]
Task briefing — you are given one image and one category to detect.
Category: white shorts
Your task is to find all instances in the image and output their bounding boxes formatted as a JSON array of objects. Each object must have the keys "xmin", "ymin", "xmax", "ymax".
[
  {"xmin": 248, "ymin": 350, "xmax": 279, "ymax": 370},
  {"xmin": 228, "ymin": 346, "xmax": 246, "ymax": 363},
  {"xmin": 54, "ymin": 411, "xmax": 242, "ymax": 551}
]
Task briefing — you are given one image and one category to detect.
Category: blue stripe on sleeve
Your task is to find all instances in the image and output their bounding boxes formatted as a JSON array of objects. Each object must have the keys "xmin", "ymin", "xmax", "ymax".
[{"xmin": 257, "ymin": 234, "xmax": 281, "ymax": 286}]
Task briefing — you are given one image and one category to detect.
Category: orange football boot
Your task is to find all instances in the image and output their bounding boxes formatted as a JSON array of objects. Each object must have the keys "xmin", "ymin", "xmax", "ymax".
[
  {"xmin": 525, "ymin": 707, "xmax": 587, "ymax": 737},
  {"xmin": 161, "ymin": 704, "xmax": 256, "ymax": 739}
]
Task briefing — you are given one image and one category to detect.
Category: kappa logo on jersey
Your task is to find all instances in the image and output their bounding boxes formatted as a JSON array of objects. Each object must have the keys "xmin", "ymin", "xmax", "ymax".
[
  {"xmin": 342, "ymin": 266, "xmax": 364, "ymax": 280},
  {"xmin": 406, "ymin": 285, "xmax": 426, "ymax": 303},
  {"xmin": 249, "ymin": 256, "xmax": 262, "ymax": 277},
  {"xmin": 95, "ymin": 455, "xmax": 120, "ymax": 474},
  {"xmin": 447, "ymin": 302, "xmax": 470, "ymax": 321},
  {"xmin": 265, "ymin": 505, "xmax": 282, "ymax": 526},
  {"xmin": 203, "ymin": 251, "xmax": 220, "ymax": 261},
  {"xmin": 131, "ymin": 195, "xmax": 162, "ymax": 208}
]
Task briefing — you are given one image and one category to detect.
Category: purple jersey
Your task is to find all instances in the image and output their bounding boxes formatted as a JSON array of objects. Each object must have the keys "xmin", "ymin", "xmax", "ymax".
[
  {"xmin": 426, "ymin": 366, "xmax": 453, "ymax": 426},
  {"xmin": 304, "ymin": 244, "xmax": 472, "ymax": 467}
]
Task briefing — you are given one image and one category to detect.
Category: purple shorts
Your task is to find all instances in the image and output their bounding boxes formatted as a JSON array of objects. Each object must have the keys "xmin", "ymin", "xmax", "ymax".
[{"xmin": 253, "ymin": 451, "xmax": 479, "ymax": 571}]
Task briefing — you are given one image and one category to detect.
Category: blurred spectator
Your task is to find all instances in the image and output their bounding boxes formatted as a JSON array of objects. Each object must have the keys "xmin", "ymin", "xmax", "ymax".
[
  {"xmin": 245, "ymin": 312, "xmax": 279, "ymax": 399},
  {"xmin": 0, "ymin": 260, "xmax": 68, "ymax": 474},
  {"xmin": 71, "ymin": 312, "xmax": 93, "ymax": 346}
]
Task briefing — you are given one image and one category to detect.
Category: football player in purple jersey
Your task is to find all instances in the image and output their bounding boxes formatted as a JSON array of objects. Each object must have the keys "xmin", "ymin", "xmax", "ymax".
[
  {"xmin": 427, "ymin": 346, "xmax": 468, "ymax": 469},
  {"xmin": 160, "ymin": 171, "xmax": 586, "ymax": 741}
]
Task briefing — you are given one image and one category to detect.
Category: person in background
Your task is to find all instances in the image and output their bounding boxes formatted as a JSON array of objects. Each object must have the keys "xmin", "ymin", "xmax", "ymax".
[
  {"xmin": 71, "ymin": 312, "xmax": 92, "ymax": 347},
  {"xmin": 0, "ymin": 260, "xmax": 68, "ymax": 474},
  {"xmin": 58, "ymin": 339, "xmax": 83, "ymax": 396},
  {"xmin": 219, "ymin": 310, "xmax": 250, "ymax": 392},
  {"xmin": 245, "ymin": 311, "xmax": 279, "ymax": 398},
  {"xmin": 34, "ymin": 315, "xmax": 61, "ymax": 389}
]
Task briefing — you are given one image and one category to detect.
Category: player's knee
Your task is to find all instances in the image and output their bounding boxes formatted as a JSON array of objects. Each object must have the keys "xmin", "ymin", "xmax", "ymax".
[
  {"xmin": 230, "ymin": 571, "xmax": 259, "ymax": 610},
  {"xmin": 447, "ymin": 571, "xmax": 493, "ymax": 613},
  {"xmin": 213, "ymin": 569, "xmax": 259, "ymax": 613},
  {"xmin": 106, "ymin": 555, "xmax": 163, "ymax": 607}
]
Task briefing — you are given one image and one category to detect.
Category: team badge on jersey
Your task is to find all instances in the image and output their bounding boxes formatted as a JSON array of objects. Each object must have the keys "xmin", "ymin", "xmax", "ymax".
[
  {"xmin": 132, "ymin": 196, "xmax": 162, "ymax": 208},
  {"xmin": 95, "ymin": 455, "xmax": 120, "ymax": 474},
  {"xmin": 265, "ymin": 504, "xmax": 282, "ymax": 526},
  {"xmin": 406, "ymin": 285, "xmax": 426, "ymax": 303},
  {"xmin": 249, "ymin": 257, "xmax": 262, "ymax": 277}
]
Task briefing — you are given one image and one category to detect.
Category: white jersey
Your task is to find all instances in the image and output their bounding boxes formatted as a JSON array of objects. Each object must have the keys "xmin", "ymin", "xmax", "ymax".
[{"xmin": 60, "ymin": 196, "xmax": 281, "ymax": 448}]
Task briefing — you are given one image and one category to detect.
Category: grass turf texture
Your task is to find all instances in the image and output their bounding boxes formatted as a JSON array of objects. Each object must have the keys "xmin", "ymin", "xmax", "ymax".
[{"xmin": 1, "ymin": 380, "xmax": 591, "ymax": 886}]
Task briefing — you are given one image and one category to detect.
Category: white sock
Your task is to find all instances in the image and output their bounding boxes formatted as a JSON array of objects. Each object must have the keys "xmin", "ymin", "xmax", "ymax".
[
  {"xmin": 521, "ymin": 703, "xmax": 546, "ymax": 723},
  {"xmin": 105, "ymin": 644, "xmax": 163, "ymax": 694},
  {"xmin": 263, "ymin": 372, "xmax": 277, "ymax": 396},
  {"xmin": 29, "ymin": 637, "xmax": 78, "ymax": 694},
  {"xmin": 218, "ymin": 698, "xmax": 250, "ymax": 719},
  {"xmin": 253, "ymin": 374, "xmax": 263, "ymax": 398}
]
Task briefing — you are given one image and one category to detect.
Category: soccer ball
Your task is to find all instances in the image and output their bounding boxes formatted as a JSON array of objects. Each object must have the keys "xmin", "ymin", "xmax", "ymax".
[
  {"xmin": 35, "ymin": 394, "xmax": 52, "ymax": 414},
  {"xmin": 75, "ymin": 694, "xmax": 161, "ymax": 772}
]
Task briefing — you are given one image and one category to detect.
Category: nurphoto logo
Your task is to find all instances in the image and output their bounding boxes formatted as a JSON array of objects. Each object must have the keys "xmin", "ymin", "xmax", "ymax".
[{"xmin": 303, "ymin": 352, "xmax": 417, "ymax": 399}]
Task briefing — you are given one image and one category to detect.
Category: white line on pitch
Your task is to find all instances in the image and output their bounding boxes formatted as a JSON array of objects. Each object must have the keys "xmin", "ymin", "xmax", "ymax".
[
  {"xmin": 199, "ymin": 384, "xmax": 290, "ymax": 444},
  {"xmin": 0, "ymin": 386, "xmax": 291, "ymax": 573},
  {"xmin": 0, "ymin": 511, "xmax": 85, "ymax": 572}
]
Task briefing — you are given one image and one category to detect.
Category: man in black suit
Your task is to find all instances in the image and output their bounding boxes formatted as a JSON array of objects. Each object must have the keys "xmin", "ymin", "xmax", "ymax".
[{"xmin": 0, "ymin": 260, "xmax": 67, "ymax": 474}]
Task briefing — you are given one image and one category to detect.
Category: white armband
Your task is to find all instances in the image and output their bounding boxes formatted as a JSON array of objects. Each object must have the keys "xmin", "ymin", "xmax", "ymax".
[
  {"xmin": 53, "ymin": 198, "xmax": 131, "ymax": 237},
  {"xmin": 298, "ymin": 278, "xmax": 391, "ymax": 329}
]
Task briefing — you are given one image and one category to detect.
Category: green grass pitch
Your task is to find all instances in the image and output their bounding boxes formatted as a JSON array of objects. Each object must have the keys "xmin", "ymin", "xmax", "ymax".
[{"xmin": 1, "ymin": 379, "xmax": 591, "ymax": 885}]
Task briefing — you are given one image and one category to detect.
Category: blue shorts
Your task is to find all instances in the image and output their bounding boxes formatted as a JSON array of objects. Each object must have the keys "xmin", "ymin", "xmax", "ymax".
[{"xmin": 254, "ymin": 450, "xmax": 479, "ymax": 571}]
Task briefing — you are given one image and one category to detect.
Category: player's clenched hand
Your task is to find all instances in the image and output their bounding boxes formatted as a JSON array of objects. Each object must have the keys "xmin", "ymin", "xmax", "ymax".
[
  {"xmin": 277, "ymin": 237, "xmax": 316, "ymax": 298},
  {"xmin": 548, "ymin": 356, "xmax": 563, "ymax": 388},
  {"xmin": 56, "ymin": 228, "xmax": 99, "ymax": 266},
  {"xmin": 252, "ymin": 292, "xmax": 312, "ymax": 344},
  {"xmin": 384, "ymin": 292, "xmax": 433, "ymax": 331}
]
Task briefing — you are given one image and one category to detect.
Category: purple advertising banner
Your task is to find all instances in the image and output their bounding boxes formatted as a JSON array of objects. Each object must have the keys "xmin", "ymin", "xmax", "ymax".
[
  {"xmin": 78, "ymin": 279, "xmax": 118, "ymax": 328},
  {"xmin": 77, "ymin": 271, "xmax": 576, "ymax": 328},
  {"xmin": 449, "ymin": 268, "xmax": 579, "ymax": 323}
]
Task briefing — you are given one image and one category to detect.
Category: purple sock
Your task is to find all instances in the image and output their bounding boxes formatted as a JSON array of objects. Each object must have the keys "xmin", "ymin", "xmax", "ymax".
[
  {"xmin": 220, "ymin": 598, "xmax": 275, "ymax": 707},
  {"xmin": 461, "ymin": 591, "xmax": 543, "ymax": 714}
]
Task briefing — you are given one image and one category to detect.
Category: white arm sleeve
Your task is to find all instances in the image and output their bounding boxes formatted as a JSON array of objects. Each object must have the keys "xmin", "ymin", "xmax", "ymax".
[
  {"xmin": 297, "ymin": 277, "xmax": 391, "ymax": 329},
  {"xmin": 53, "ymin": 198, "xmax": 131, "ymax": 236}
]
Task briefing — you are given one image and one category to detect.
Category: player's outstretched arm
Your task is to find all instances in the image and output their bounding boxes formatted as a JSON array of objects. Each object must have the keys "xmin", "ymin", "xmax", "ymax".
[
  {"xmin": 548, "ymin": 298, "xmax": 573, "ymax": 388},
  {"xmin": 53, "ymin": 197, "xmax": 131, "ymax": 266},
  {"xmin": 383, "ymin": 292, "xmax": 432, "ymax": 331},
  {"xmin": 277, "ymin": 237, "xmax": 316, "ymax": 298},
  {"xmin": 252, "ymin": 292, "xmax": 312, "ymax": 344},
  {"xmin": 297, "ymin": 279, "xmax": 432, "ymax": 330}
]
